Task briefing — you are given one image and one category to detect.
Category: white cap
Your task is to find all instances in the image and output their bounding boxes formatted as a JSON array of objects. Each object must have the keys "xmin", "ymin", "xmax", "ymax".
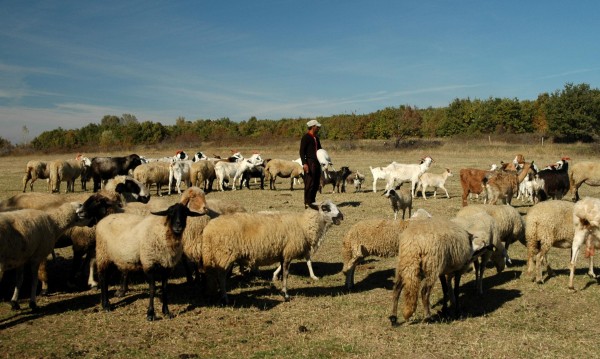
[{"xmin": 307, "ymin": 119, "xmax": 322, "ymax": 128}]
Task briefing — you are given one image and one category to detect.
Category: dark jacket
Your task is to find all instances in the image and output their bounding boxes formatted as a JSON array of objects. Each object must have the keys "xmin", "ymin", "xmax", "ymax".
[{"xmin": 299, "ymin": 132, "xmax": 322, "ymax": 165}]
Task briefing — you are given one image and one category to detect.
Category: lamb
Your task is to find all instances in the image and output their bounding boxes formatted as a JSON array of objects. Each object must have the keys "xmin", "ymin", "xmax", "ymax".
[
  {"xmin": 569, "ymin": 161, "xmax": 600, "ymax": 202},
  {"xmin": 417, "ymin": 168, "xmax": 453, "ymax": 200},
  {"xmin": 341, "ymin": 209, "xmax": 431, "ymax": 290},
  {"xmin": 456, "ymin": 204, "xmax": 525, "ymax": 266},
  {"xmin": 382, "ymin": 187, "xmax": 412, "ymax": 220},
  {"xmin": 524, "ymin": 200, "xmax": 592, "ymax": 285},
  {"xmin": 22, "ymin": 160, "xmax": 51, "ymax": 192},
  {"xmin": 389, "ymin": 217, "xmax": 474, "ymax": 324},
  {"xmin": 264, "ymin": 158, "xmax": 304, "ymax": 191},
  {"xmin": 569, "ymin": 197, "xmax": 600, "ymax": 290},
  {"xmin": 201, "ymin": 200, "xmax": 344, "ymax": 303},
  {"xmin": 95, "ymin": 202, "xmax": 203, "ymax": 320},
  {"xmin": 0, "ymin": 201, "xmax": 93, "ymax": 310},
  {"xmin": 133, "ymin": 161, "xmax": 171, "ymax": 196},
  {"xmin": 385, "ymin": 156, "xmax": 434, "ymax": 197}
]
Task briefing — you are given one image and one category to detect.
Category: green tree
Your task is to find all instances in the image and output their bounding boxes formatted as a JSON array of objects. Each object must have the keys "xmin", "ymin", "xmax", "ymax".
[{"xmin": 546, "ymin": 83, "xmax": 600, "ymax": 142}]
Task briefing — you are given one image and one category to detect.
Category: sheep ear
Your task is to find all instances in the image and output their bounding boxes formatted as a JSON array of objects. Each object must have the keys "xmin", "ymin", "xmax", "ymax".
[
  {"xmin": 114, "ymin": 183, "xmax": 125, "ymax": 194},
  {"xmin": 151, "ymin": 208, "xmax": 171, "ymax": 216}
]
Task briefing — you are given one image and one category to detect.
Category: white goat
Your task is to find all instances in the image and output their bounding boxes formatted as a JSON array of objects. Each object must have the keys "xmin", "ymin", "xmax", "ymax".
[
  {"xmin": 214, "ymin": 153, "xmax": 262, "ymax": 191},
  {"xmin": 417, "ymin": 168, "xmax": 452, "ymax": 200},
  {"xmin": 385, "ymin": 156, "xmax": 434, "ymax": 197}
]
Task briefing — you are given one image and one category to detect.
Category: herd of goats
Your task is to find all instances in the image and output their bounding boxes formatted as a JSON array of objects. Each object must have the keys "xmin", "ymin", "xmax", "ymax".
[{"xmin": 1, "ymin": 150, "xmax": 600, "ymax": 324}]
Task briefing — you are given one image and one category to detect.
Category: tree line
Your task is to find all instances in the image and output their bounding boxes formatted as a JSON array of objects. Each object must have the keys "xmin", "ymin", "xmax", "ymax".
[{"xmin": 3, "ymin": 82, "xmax": 600, "ymax": 154}]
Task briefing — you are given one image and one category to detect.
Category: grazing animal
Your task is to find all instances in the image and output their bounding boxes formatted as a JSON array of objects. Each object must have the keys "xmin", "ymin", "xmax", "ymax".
[
  {"xmin": 91, "ymin": 154, "xmax": 143, "ymax": 192},
  {"xmin": 383, "ymin": 187, "xmax": 412, "ymax": 220},
  {"xmin": 417, "ymin": 168, "xmax": 453, "ymax": 200},
  {"xmin": 569, "ymin": 161, "xmax": 600, "ymax": 202}
]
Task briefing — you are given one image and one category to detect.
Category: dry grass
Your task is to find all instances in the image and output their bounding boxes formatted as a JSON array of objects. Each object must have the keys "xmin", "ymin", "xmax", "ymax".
[{"xmin": 1, "ymin": 139, "xmax": 600, "ymax": 358}]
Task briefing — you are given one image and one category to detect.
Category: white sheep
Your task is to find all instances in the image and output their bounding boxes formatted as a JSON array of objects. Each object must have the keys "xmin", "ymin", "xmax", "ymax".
[
  {"xmin": 451, "ymin": 211, "xmax": 504, "ymax": 295},
  {"xmin": 385, "ymin": 156, "xmax": 434, "ymax": 197},
  {"xmin": 22, "ymin": 160, "xmax": 51, "ymax": 193},
  {"xmin": 417, "ymin": 168, "xmax": 453, "ymax": 200},
  {"xmin": 201, "ymin": 200, "xmax": 344, "ymax": 303},
  {"xmin": 456, "ymin": 204, "xmax": 524, "ymax": 266},
  {"xmin": 95, "ymin": 202, "xmax": 203, "ymax": 320},
  {"xmin": 383, "ymin": 187, "xmax": 412, "ymax": 220},
  {"xmin": 524, "ymin": 200, "xmax": 585, "ymax": 285},
  {"xmin": 0, "ymin": 201, "xmax": 90, "ymax": 310},
  {"xmin": 389, "ymin": 217, "xmax": 474, "ymax": 324},
  {"xmin": 569, "ymin": 197, "xmax": 600, "ymax": 290},
  {"xmin": 133, "ymin": 161, "xmax": 171, "ymax": 196},
  {"xmin": 264, "ymin": 159, "xmax": 304, "ymax": 191},
  {"xmin": 341, "ymin": 209, "xmax": 431, "ymax": 290}
]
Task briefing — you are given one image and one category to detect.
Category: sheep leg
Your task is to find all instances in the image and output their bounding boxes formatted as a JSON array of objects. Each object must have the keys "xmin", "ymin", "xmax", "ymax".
[
  {"xmin": 452, "ymin": 274, "xmax": 462, "ymax": 318},
  {"xmin": 159, "ymin": 269, "xmax": 173, "ymax": 319},
  {"xmin": 28, "ymin": 262, "xmax": 41, "ymax": 311},
  {"xmin": 87, "ymin": 256, "xmax": 98, "ymax": 288},
  {"xmin": 343, "ymin": 255, "xmax": 362, "ymax": 290},
  {"xmin": 38, "ymin": 259, "xmax": 49, "ymax": 296},
  {"xmin": 146, "ymin": 271, "xmax": 157, "ymax": 321},
  {"xmin": 473, "ymin": 259, "xmax": 483, "ymax": 295},
  {"xmin": 389, "ymin": 272, "xmax": 403, "ymax": 326},
  {"xmin": 272, "ymin": 265, "xmax": 282, "ymax": 282},
  {"xmin": 421, "ymin": 184, "xmax": 428, "ymax": 200},
  {"xmin": 10, "ymin": 267, "xmax": 24, "ymax": 310},
  {"xmin": 568, "ymin": 230, "xmax": 586, "ymax": 290},
  {"xmin": 98, "ymin": 267, "xmax": 111, "ymax": 311},
  {"xmin": 115, "ymin": 272, "xmax": 129, "ymax": 297},
  {"xmin": 439, "ymin": 275, "xmax": 450, "ymax": 314},
  {"xmin": 281, "ymin": 260, "xmax": 292, "ymax": 301},
  {"xmin": 306, "ymin": 258, "xmax": 319, "ymax": 280},
  {"xmin": 420, "ymin": 282, "xmax": 433, "ymax": 320}
]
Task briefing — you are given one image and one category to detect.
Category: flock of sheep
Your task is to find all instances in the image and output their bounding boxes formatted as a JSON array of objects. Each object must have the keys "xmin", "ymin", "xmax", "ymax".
[{"xmin": 2, "ymin": 150, "xmax": 600, "ymax": 325}]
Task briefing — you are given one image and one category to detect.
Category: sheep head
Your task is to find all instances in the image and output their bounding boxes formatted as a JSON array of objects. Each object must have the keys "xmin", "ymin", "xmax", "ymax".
[{"xmin": 151, "ymin": 203, "xmax": 204, "ymax": 235}]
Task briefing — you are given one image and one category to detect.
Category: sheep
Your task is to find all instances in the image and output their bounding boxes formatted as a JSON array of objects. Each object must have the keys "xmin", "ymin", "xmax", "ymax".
[
  {"xmin": 201, "ymin": 200, "xmax": 344, "ymax": 303},
  {"xmin": 569, "ymin": 161, "xmax": 600, "ymax": 202},
  {"xmin": 389, "ymin": 217, "xmax": 474, "ymax": 324},
  {"xmin": 341, "ymin": 209, "xmax": 431, "ymax": 290},
  {"xmin": 569, "ymin": 197, "xmax": 600, "ymax": 290},
  {"xmin": 385, "ymin": 156, "xmax": 434, "ymax": 197},
  {"xmin": 264, "ymin": 159, "xmax": 304, "ymax": 191},
  {"xmin": 0, "ymin": 201, "xmax": 93, "ymax": 310},
  {"xmin": 451, "ymin": 212, "xmax": 504, "ymax": 295},
  {"xmin": 90, "ymin": 154, "xmax": 143, "ymax": 192},
  {"xmin": 22, "ymin": 160, "xmax": 51, "ymax": 192},
  {"xmin": 525, "ymin": 200, "xmax": 579, "ymax": 284},
  {"xmin": 382, "ymin": 187, "xmax": 412, "ymax": 220},
  {"xmin": 48, "ymin": 157, "xmax": 91, "ymax": 193},
  {"xmin": 95, "ymin": 202, "xmax": 203, "ymax": 320},
  {"xmin": 456, "ymin": 204, "xmax": 524, "ymax": 266},
  {"xmin": 319, "ymin": 166, "xmax": 352, "ymax": 194},
  {"xmin": 417, "ymin": 168, "xmax": 453, "ymax": 200},
  {"xmin": 133, "ymin": 161, "xmax": 171, "ymax": 196},
  {"xmin": 189, "ymin": 159, "xmax": 217, "ymax": 192}
]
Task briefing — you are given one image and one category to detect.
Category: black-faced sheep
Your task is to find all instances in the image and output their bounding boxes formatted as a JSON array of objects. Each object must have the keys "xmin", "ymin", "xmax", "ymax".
[
  {"xmin": 95, "ymin": 202, "xmax": 203, "ymax": 320},
  {"xmin": 201, "ymin": 200, "xmax": 343, "ymax": 303},
  {"xmin": 389, "ymin": 217, "xmax": 473, "ymax": 324}
]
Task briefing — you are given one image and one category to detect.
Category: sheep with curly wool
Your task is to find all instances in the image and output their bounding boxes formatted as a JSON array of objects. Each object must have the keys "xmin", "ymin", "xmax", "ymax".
[
  {"xmin": 95, "ymin": 202, "xmax": 203, "ymax": 320},
  {"xmin": 389, "ymin": 217, "xmax": 474, "ymax": 324},
  {"xmin": 22, "ymin": 160, "xmax": 51, "ymax": 193},
  {"xmin": 0, "ymin": 201, "xmax": 93, "ymax": 310},
  {"xmin": 201, "ymin": 200, "xmax": 343, "ymax": 303},
  {"xmin": 341, "ymin": 209, "xmax": 431, "ymax": 290},
  {"xmin": 456, "ymin": 204, "xmax": 525, "ymax": 266}
]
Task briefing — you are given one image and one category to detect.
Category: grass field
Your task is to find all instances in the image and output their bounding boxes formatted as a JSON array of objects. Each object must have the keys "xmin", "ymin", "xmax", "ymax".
[{"xmin": 1, "ymin": 138, "xmax": 599, "ymax": 358}]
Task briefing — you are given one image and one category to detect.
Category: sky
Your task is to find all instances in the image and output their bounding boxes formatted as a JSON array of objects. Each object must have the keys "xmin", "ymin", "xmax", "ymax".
[{"xmin": 1, "ymin": 1, "xmax": 600, "ymax": 144}]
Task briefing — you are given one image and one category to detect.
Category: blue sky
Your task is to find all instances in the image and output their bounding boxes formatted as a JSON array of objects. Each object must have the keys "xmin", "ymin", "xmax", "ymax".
[{"xmin": 1, "ymin": 1, "xmax": 599, "ymax": 144}]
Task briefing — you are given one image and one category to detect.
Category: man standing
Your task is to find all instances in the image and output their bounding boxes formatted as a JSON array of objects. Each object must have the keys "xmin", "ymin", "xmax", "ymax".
[{"xmin": 299, "ymin": 119, "xmax": 322, "ymax": 209}]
